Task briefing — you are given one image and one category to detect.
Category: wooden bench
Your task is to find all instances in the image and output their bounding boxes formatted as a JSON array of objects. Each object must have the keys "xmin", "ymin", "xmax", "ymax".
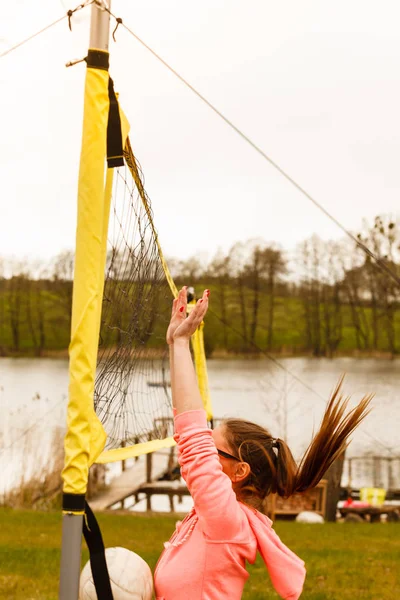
[
  {"xmin": 339, "ymin": 505, "xmax": 400, "ymax": 523},
  {"xmin": 264, "ymin": 479, "xmax": 327, "ymax": 521}
]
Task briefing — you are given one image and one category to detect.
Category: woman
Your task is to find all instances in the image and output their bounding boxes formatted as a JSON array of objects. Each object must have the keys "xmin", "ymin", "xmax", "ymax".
[{"xmin": 154, "ymin": 287, "xmax": 372, "ymax": 600}]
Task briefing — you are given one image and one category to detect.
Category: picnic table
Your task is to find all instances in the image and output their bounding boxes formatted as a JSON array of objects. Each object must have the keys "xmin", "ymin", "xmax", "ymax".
[{"xmin": 339, "ymin": 504, "xmax": 400, "ymax": 523}]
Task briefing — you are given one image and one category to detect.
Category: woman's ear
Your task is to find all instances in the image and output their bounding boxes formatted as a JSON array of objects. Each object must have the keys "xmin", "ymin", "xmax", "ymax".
[{"xmin": 233, "ymin": 462, "xmax": 250, "ymax": 483}]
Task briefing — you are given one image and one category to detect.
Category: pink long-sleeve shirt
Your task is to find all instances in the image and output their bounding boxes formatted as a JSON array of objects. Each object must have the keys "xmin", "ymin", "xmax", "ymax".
[{"xmin": 153, "ymin": 409, "xmax": 306, "ymax": 600}]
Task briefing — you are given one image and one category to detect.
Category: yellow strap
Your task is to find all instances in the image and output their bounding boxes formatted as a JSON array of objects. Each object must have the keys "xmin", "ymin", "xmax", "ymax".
[
  {"xmin": 88, "ymin": 167, "xmax": 114, "ymax": 466},
  {"xmin": 187, "ymin": 300, "xmax": 212, "ymax": 421},
  {"xmin": 192, "ymin": 325, "xmax": 212, "ymax": 421},
  {"xmin": 62, "ymin": 64, "xmax": 111, "ymax": 495},
  {"xmin": 62, "ymin": 511, "xmax": 85, "ymax": 516},
  {"xmin": 96, "ymin": 436, "xmax": 176, "ymax": 464}
]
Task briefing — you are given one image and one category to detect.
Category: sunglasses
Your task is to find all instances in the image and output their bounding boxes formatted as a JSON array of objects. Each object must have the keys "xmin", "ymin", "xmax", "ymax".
[{"xmin": 217, "ymin": 448, "xmax": 241, "ymax": 461}]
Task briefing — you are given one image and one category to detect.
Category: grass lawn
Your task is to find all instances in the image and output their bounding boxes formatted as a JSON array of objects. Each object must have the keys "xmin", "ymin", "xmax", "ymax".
[{"xmin": 0, "ymin": 508, "xmax": 399, "ymax": 599}]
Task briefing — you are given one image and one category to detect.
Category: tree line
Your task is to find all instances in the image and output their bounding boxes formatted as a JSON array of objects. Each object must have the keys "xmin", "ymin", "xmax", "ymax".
[{"xmin": 1, "ymin": 215, "xmax": 400, "ymax": 357}]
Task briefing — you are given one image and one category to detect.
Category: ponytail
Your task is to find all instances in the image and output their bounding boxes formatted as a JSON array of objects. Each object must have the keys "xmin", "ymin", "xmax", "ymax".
[
  {"xmin": 224, "ymin": 378, "xmax": 372, "ymax": 502},
  {"xmin": 287, "ymin": 379, "xmax": 372, "ymax": 496}
]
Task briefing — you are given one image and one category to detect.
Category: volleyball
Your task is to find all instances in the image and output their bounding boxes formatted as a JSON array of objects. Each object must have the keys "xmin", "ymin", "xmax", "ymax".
[{"xmin": 79, "ymin": 547, "xmax": 153, "ymax": 600}]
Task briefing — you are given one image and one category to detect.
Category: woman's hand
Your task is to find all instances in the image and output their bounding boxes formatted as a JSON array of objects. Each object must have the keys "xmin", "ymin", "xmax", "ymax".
[
  {"xmin": 166, "ymin": 287, "xmax": 187, "ymax": 345},
  {"xmin": 172, "ymin": 288, "xmax": 209, "ymax": 343},
  {"xmin": 166, "ymin": 287, "xmax": 209, "ymax": 345}
]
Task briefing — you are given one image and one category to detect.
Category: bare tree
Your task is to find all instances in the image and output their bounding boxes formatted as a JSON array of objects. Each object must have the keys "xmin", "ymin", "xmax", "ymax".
[
  {"xmin": 176, "ymin": 255, "xmax": 204, "ymax": 284},
  {"xmin": 50, "ymin": 250, "xmax": 74, "ymax": 337},
  {"xmin": 241, "ymin": 242, "xmax": 287, "ymax": 350},
  {"xmin": 298, "ymin": 238, "xmax": 322, "ymax": 355},
  {"xmin": 341, "ymin": 254, "xmax": 371, "ymax": 350},
  {"xmin": 229, "ymin": 242, "xmax": 250, "ymax": 351},
  {"xmin": 209, "ymin": 250, "xmax": 231, "ymax": 349},
  {"xmin": 0, "ymin": 262, "xmax": 5, "ymax": 355},
  {"xmin": 6, "ymin": 260, "xmax": 28, "ymax": 353},
  {"xmin": 261, "ymin": 246, "xmax": 287, "ymax": 350},
  {"xmin": 321, "ymin": 242, "xmax": 343, "ymax": 356},
  {"xmin": 297, "ymin": 236, "xmax": 343, "ymax": 356},
  {"xmin": 246, "ymin": 246, "xmax": 262, "ymax": 348},
  {"xmin": 357, "ymin": 216, "xmax": 400, "ymax": 355},
  {"xmin": 25, "ymin": 278, "xmax": 48, "ymax": 357}
]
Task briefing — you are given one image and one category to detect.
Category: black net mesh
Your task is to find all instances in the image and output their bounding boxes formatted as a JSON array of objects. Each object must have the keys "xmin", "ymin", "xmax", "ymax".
[{"xmin": 94, "ymin": 141, "xmax": 174, "ymax": 449}]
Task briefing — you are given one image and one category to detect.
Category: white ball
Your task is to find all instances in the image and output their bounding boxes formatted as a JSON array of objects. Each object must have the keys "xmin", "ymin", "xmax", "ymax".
[
  {"xmin": 295, "ymin": 511, "xmax": 325, "ymax": 524},
  {"xmin": 79, "ymin": 547, "xmax": 153, "ymax": 600}
]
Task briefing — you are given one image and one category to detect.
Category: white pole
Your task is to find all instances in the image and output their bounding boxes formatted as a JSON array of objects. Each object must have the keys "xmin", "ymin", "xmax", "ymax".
[
  {"xmin": 89, "ymin": 0, "xmax": 112, "ymax": 51},
  {"xmin": 59, "ymin": 3, "xmax": 111, "ymax": 599}
]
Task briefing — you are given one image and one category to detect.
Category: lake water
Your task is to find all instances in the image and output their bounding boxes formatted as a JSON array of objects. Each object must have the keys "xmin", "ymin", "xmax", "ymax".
[{"xmin": 1, "ymin": 357, "xmax": 400, "ymax": 504}]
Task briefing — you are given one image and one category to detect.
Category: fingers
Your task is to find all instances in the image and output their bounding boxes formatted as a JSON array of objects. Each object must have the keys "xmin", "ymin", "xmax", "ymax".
[
  {"xmin": 185, "ymin": 289, "xmax": 209, "ymax": 327},
  {"xmin": 179, "ymin": 286, "xmax": 188, "ymax": 307},
  {"xmin": 172, "ymin": 286, "xmax": 187, "ymax": 316},
  {"xmin": 193, "ymin": 289, "xmax": 210, "ymax": 313},
  {"xmin": 172, "ymin": 287, "xmax": 209, "ymax": 325},
  {"xmin": 171, "ymin": 288, "xmax": 210, "ymax": 340},
  {"xmin": 171, "ymin": 297, "xmax": 179, "ymax": 317}
]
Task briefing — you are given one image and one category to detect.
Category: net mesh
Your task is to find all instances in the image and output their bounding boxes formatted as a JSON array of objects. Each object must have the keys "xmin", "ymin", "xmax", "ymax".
[{"xmin": 94, "ymin": 142, "xmax": 174, "ymax": 450}]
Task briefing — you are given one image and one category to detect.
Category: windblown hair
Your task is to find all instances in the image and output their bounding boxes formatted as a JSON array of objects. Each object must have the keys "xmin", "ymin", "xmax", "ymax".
[{"xmin": 223, "ymin": 378, "xmax": 372, "ymax": 506}]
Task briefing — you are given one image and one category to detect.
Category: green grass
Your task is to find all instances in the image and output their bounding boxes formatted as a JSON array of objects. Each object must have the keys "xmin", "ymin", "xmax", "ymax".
[{"xmin": 0, "ymin": 508, "xmax": 399, "ymax": 599}]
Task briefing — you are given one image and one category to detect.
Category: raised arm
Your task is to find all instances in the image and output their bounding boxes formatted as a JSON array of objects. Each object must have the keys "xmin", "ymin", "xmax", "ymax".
[
  {"xmin": 166, "ymin": 286, "xmax": 208, "ymax": 414},
  {"xmin": 166, "ymin": 288, "xmax": 247, "ymax": 540}
]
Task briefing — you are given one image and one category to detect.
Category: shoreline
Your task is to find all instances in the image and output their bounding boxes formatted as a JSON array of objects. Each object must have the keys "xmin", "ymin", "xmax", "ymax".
[{"xmin": 1, "ymin": 348, "xmax": 398, "ymax": 360}]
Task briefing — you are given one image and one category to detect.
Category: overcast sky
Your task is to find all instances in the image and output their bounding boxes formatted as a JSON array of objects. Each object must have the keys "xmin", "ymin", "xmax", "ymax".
[{"xmin": 1, "ymin": 0, "xmax": 400, "ymax": 265}]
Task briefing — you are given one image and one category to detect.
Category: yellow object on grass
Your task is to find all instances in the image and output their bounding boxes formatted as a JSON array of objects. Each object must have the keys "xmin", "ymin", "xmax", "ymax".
[{"xmin": 360, "ymin": 487, "xmax": 386, "ymax": 507}]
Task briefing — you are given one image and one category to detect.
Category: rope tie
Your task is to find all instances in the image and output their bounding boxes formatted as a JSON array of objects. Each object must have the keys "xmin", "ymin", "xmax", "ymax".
[
  {"xmin": 68, "ymin": 2, "xmax": 93, "ymax": 32},
  {"xmin": 67, "ymin": 10, "xmax": 74, "ymax": 30},
  {"xmin": 112, "ymin": 18, "xmax": 123, "ymax": 42}
]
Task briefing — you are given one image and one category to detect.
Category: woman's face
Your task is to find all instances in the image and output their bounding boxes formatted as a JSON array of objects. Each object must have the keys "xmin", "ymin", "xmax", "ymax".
[{"xmin": 211, "ymin": 425, "xmax": 238, "ymax": 480}]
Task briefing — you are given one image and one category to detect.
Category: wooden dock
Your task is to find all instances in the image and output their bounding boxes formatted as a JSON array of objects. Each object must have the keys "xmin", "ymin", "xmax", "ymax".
[
  {"xmin": 136, "ymin": 480, "xmax": 190, "ymax": 512},
  {"xmin": 90, "ymin": 434, "xmax": 400, "ymax": 515},
  {"xmin": 90, "ymin": 450, "xmax": 178, "ymax": 511}
]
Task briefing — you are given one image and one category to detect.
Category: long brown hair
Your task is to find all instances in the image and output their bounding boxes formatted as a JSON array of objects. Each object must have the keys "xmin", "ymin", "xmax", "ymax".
[{"xmin": 223, "ymin": 378, "xmax": 372, "ymax": 505}]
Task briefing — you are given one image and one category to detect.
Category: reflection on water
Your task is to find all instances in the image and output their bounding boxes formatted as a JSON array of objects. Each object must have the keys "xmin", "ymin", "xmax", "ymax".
[{"xmin": 1, "ymin": 357, "xmax": 400, "ymax": 501}]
